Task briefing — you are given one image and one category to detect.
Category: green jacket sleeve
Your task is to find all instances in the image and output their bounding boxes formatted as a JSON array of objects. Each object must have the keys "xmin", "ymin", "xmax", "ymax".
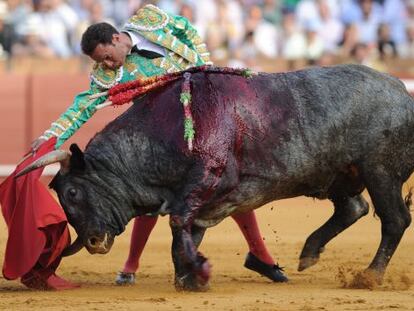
[
  {"xmin": 170, "ymin": 15, "xmax": 212, "ymax": 65},
  {"xmin": 41, "ymin": 81, "xmax": 107, "ymax": 149}
]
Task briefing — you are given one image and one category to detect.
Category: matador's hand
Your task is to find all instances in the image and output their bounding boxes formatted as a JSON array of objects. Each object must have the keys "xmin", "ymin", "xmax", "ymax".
[{"xmin": 31, "ymin": 137, "xmax": 48, "ymax": 153}]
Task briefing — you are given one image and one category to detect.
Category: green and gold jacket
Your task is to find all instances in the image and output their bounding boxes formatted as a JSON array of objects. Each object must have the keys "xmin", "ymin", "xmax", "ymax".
[{"xmin": 41, "ymin": 4, "xmax": 211, "ymax": 148}]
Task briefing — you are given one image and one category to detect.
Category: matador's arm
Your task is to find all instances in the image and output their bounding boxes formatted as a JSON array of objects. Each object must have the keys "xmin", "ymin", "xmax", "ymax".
[{"xmin": 39, "ymin": 81, "xmax": 107, "ymax": 149}]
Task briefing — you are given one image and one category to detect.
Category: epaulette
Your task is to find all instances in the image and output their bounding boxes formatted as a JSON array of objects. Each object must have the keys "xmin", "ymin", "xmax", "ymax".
[
  {"xmin": 123, "ymin": 4, "xmax": 170, "ymax": 32},
  {"xmin": 90, "ymin": 63, "xmax": 124, "ymax": 89}
]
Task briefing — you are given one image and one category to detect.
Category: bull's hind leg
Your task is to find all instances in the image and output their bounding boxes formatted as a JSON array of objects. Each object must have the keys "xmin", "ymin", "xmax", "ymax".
[
  {"xmin": 298, "ymin": 194, "xmax": 369, "ymax": 271},
  {"xmin": 361, "ymin": 168, "xmax": 411, "ymax": 282}
]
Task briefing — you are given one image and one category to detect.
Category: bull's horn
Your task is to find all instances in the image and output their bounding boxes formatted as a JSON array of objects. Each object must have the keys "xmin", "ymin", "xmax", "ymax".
[
  {"xmin": 61, "ymin": 236, "xmax": 84, "ymax": 257},
  {"xmin": 15, "ymin": 150, "xmax": 70, "ymax": 178}
]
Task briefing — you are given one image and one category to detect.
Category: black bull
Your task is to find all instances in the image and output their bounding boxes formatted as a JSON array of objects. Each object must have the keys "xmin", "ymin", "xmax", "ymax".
[{"xmin": 20, "ymin": 64, "xmax": 414, "ymax": 290}]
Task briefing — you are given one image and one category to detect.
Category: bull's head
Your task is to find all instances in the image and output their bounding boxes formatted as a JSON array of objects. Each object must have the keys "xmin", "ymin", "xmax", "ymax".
[{"xmin": 16, "ymin": 144, "xmax": 126, "ymax": 256}]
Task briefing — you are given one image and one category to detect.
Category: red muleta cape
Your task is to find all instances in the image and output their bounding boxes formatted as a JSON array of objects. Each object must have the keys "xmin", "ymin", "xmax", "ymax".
[{"xmin": 0, "ymin": 137, "xmax": 78, "ymax": 290}]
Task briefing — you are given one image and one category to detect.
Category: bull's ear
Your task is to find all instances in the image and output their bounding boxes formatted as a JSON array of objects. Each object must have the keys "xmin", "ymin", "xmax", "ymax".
[{"xmin": 69, "ymin": 144, "xmax": 86, "ymax": 171}]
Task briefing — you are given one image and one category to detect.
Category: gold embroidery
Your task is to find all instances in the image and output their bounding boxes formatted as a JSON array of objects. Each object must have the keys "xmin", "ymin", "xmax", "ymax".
[
  {"xmin": 140, "ymin": 30, "xmax": 198, "ymax": 64},
  {"xmin": 125, "ymin": 61, "xmax": 137, "ymax": 74},
  {"xmin": 90, "ymin": 63, "xmax": 123, "ymax": 89},
  {"xmin": 174, "ymin": 19, "xmax": 186, "ymax": 30},
  {"xmin": 125, "ymin": 4, "xmax": 169, "ymax": 31}
]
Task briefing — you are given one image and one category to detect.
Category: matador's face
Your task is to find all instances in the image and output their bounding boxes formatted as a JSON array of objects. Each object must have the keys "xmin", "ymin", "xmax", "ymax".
[{"xmin": 90, "ymin": 34, "xmax": 129, "ymax": 70}]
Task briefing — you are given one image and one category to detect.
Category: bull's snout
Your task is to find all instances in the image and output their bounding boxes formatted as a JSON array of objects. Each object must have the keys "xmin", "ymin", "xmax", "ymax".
[{"xmin": 85, "ymin": 233, "xmax": 114, "ymax": 254}]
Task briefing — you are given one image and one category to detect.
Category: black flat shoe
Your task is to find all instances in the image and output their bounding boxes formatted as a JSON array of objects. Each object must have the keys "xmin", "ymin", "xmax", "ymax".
[
  {"xmin": 244, "ymin": 252, "xmax": 288, "ymax": 282},
  {"xmin": 115, "ymin": 271, "xmax": 136, "ymax": 285}
]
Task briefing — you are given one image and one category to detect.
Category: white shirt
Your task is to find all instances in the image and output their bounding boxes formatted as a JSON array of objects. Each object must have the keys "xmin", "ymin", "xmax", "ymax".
[{"xmin": 124, "ymin": 30, "xmax": 166, "ymax": 57}]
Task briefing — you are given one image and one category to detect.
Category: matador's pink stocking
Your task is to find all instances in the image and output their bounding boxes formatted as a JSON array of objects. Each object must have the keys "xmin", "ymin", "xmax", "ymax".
[
  {"xmin": 122, "ymin": 215, "xmax": 158, "ymax": 273},
  {"xmin": 231, "ymin": 211, "xmax": 275, "ymax": 265}
]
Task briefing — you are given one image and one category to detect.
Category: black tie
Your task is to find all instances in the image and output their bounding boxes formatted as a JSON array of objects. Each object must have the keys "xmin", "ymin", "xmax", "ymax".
[{"xmin": 131, "ymin": 45, "xmax": 163, "ymax": 59}]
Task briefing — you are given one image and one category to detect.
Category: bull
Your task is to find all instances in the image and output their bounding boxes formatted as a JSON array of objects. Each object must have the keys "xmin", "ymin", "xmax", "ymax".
[{"xmin": 19, "ymin": 64, "xmax": 414, "ymax": 290}]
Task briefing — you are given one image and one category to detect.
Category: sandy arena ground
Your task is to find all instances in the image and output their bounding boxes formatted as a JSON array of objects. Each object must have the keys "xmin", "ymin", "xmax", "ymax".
[{"xmin": 0, "ymin": 192, "xmax": 413, "ymax": 310}]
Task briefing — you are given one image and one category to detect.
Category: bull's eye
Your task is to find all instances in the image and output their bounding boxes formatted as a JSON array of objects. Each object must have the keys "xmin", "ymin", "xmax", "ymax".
[
  {"xmin": 68, "ymin": 188, "xmax": 77, "ymax": 197},
  {"xmin": 66, "ymin": 187, "xmax": 82, "ymax": 202}
]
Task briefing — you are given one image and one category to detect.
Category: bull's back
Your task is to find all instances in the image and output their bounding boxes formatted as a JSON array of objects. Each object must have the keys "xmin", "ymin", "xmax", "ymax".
[
  {"xmin": 284, "ymin": 64, "xmax": 414, "ymax": 159},
  {"xmin": 213, "ymin": 65, "xmax": 414, "ymax": 202}
]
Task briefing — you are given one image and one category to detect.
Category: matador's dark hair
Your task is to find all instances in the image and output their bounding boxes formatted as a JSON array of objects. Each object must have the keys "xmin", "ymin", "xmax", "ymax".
[{"xmin": 81, "ymin": 22, "xmax": 119, "ymax": 56}]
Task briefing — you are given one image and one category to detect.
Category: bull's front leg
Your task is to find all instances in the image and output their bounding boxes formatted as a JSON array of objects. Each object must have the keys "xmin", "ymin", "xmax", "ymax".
[
  {"xmin": 168, "ymin": 162, "xmax": 227, "ymax": 291},
  {"xmin": 170, "ymin": 216, "xmax": 209, "ymax": 291}
]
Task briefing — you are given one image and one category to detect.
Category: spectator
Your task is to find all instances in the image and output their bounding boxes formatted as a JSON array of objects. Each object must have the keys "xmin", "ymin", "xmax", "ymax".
[
  {"xmin": 240, "ymin": 0, "xmax": 263, "ymax": 7},
  {"xmin": 399, "ymin": 22, "xmax": 414, "ymax": 58},
  {"xmin": 382, "ymin": 0, "xmax": 407, "ymax": 45},
  {"xmin": 340, "ymin": 0, "xmax": 382, "ymax": 25},
  {"xmin": 315, "ymin": 0, "xmax": 343, "ymax": 53},
  {"xmin": 260, "ymin": 0, "xmax": 282, "ymax": 26},
  {"xmin": 355, "ymin": 0, "xmax": 383, "ymax": 46},
  {"xmin": 53, "ymin": 0, "xmax": 79, "ymax": 52},
  {"xmin": 0, "ymin": 1, "xmax": 15, "ymax": 58},
  {"xmin": 377, "ymin": 23, "xmax": 397, "ymax": 60},
  {"xmin": 245, "ymin": 4, "xmax": 262, "ymax": 37},
  {"xmin": 337, "ymin": 23, "xmax": 359, "ymax": 58},
  {"xmin": 217, "ymin": 0, "xmax": 244, "ymax": 51},
  {"xmin": 88, "ymin": 0, "xmax": 111, "ymax": 23},
  {"xmin": 243, "ymin": 31, "xmax": 261, "ymax": 69},
  {"xmin": 110, "ymin": 0, "xmax": 146, "ymax": 28},
  {"xmin": 179, "ymin": 2, "xmax": 194, "ymax": 22},
  {"xmin": 69, "ymin": 0, "xmax": 95, "ymax": 21},
  {"xmin": 246, "ymin": 4, "xmax": 279, "ymax": 58},
  {"xmin": 53, "ymin": 0, "xmax": 78, "ymax": 32},
  {"xmin": 7, "ymin": 0, "xmax": 33, "ymax": 35},
  {"xmin": 296, "ymin": 0, "xmax": 339, "ymax": 27},
  {"xmin": 186, "ymin": 0, "xmax": 247, "ymax": 57},
  {"xmin": 340, "ymin": 0, "xmax": 362, "ymax": 24},
  {"xmin": 303, "ymin": 21, "xmax": 324, "ymax": 64},
  {"xmin": 158, "ymin": 0, "xmax": 183, "ymax": 15},
  {"xmin": 194, "ymin": 0, "xmax": 218, "ymax": 40},
  {"xmin": 295, "ymin": 0, "xmax": 319, "ymax": 29},
  {"xmin": 351, "ymin": 41, "xmax": 386, "ymax": 71},
  {"xmin": 72, "ymin": 0, "xmax": 115, "ymax": 54},
  {"xmin": 350, "ymin": 42, "xmax": 371, "ymax": 64},
  {"xmin": 228, "ymin": 31, "xmax": 262, "ymax": 71},
  {"xmin": 11, "ymin": 15, "xmax": 55, "ymax": 57},
  {"xmin": 17, "ymin": 0, "xmax": 76, "ymax": 57},
  {"xmin": 283, "ymin": 0, "xmax": 300, "ymax": 11},
  {"xmin": 203, "ymin": 1, "xmax": 229, "ymax": 58},
  {"xmin": 407, "ymin": 0, "xmax": 414, "ymax": 20},
  {"xmin": 316, "ymin": 50, "xmax": 337, "ymax": 66},
  {"xmin": 279, "ymin": 11, "xmax": 306, "ymax": 69}
]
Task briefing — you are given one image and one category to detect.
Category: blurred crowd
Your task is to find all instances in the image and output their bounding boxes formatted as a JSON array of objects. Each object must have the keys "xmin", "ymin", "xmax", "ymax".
[{"xmin": 0, "ymin": 0, "xmax": 414, "ymax": 70}]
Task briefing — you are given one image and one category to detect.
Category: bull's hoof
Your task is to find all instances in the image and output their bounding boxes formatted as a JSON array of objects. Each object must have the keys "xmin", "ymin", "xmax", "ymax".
[
  {"xmin": 173, "ymin": 252, "xmax": 211, "ymax": 291},
  {"xmin": 298, "ymin": 256, "xmax": 319, "ymax": 271},
  {"xmin": 244, "ymin": 252, "xmax": 288, "ymax": 282},
  {"xmin": 174, "ymin": 273, "xmax": 210, "ymax": 292},
  {"xmin": 115, "ymin": 272, "xmax": 135, "ymax": 285}
]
